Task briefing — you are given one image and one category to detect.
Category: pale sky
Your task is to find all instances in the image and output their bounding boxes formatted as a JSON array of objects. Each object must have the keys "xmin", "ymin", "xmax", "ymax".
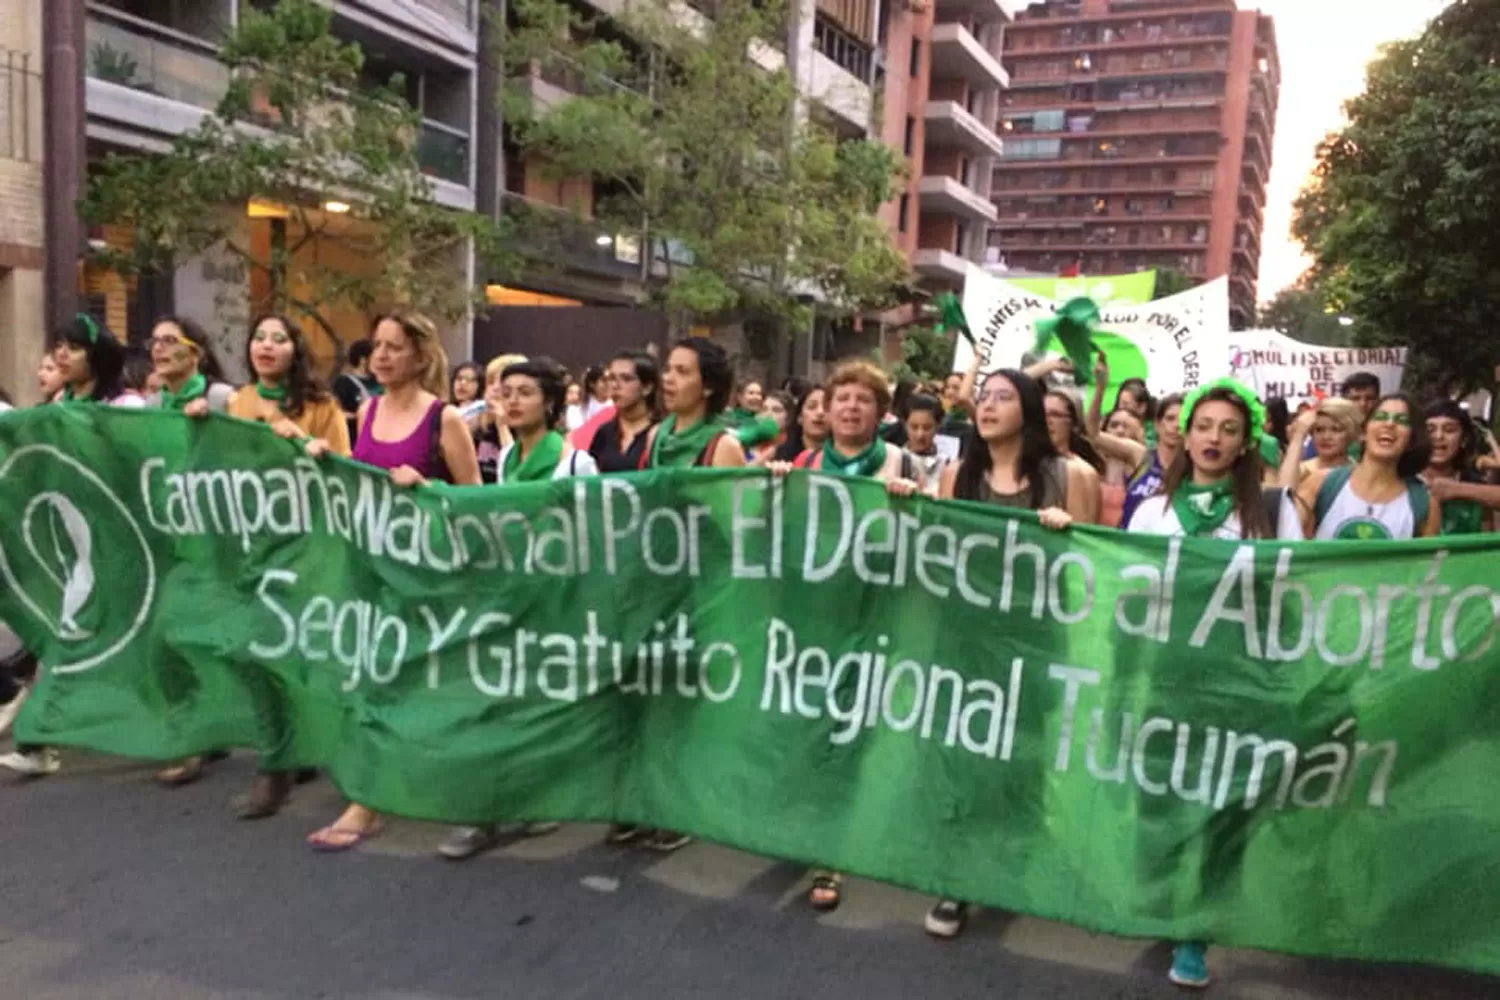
[{"xmin": 1252, "ymin": 0, "xmax": 1453, "ymax": 301}]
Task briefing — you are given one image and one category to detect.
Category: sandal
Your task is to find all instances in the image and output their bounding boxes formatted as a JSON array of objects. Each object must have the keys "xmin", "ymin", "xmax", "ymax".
[
  {"xmin": 307, "ymin": 821, "xmax": 384, "ymax": 853},
  {"xmin": 156, "ymin": 756, "xmax": 205, "ymax": 787},
  {"xmin": 808, "ymin": 872, "xmax": 842, "ymax": 912}
]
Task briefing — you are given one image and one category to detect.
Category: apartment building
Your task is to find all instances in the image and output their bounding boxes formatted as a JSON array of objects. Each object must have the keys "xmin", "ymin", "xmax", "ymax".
[
  {"xmin": 11, "ymin": 0, "xmax": 481, "ymax": 380},
  {"xmin": 991, "ymin": 0, "xmax": 1277, "ymax": 325},
  {"xmin": 0, "ymin": 2, "xmax": 44, "ymax": 403}
]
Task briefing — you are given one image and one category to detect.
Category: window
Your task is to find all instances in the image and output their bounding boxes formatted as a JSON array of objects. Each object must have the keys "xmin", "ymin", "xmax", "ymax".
[
  {"xmin": 1033, "ymin": 109, "xmax": 1065, "ymax": 131},
  {"xmin": 898, "ymin": 194, "xmax": 909, "ymax": 233},
  {"xmin": 955, "ymin": 221, "xmax": 970, "ymax": 254},
  {"xmin": 904, "ymin": 115, "xmax": 915, "ymax": 155},
  {"xmin": 1000, "ymin": 138, "xmax": 1063, "ymax": 160},
  {"xmin": 910, "ymin": 39, "xmax": 921, "ymax": 77}
]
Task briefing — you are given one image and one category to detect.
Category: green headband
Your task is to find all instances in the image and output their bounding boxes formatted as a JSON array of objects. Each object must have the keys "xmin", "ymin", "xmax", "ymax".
[
  {"xmin": 76, "ymin": 313, "xmax": 99, "ymax": 345},
  {"xmin": 1179, "ymin": 377, "xmax": 1265, "ymax": 447}
]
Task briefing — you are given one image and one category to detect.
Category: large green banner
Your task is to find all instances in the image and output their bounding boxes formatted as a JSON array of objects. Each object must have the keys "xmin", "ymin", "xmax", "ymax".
[{"xmin": 3, "ymin": 408, "xmax": 1499, "ymax": 974}]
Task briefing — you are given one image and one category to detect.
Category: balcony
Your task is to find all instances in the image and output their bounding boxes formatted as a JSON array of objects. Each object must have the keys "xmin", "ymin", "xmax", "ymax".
[
  {"xmin": 930, "ymin": 23, "xmax": 1010, "ymax": 89},
  {"xmin": 924, "ymin": 101, "xmax": 1004, "ymax": 158},
  {"xmin": 933, "ymin": 0, "xmax": 1025, "ymax": 26},
  {"xmin": 919, "ymin": 175, "xmax": 999, "ymax": 222},
  {"xmin": 411, "ymin": 0, "xmax": 475, "ymax": 28},
  {"xmin": 502, "ymin": 194, "xmax": 643, "ymax": 283},
  {"xmin": 85, "ymin": 5, "xmax": 228, "ymax": 114},
  {"xmin": 912, "ymin": 248, "xmax": 973, "ymax": 284},
  {"xmin": 806, "ymin": 50, "xmax": 873, "ymax": 134}
]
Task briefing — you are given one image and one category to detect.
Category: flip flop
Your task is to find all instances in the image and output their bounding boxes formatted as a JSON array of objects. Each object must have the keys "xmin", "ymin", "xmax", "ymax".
[
  {"xmin": 307, "ymin": 822, "xmax": 384, "ymax": 853},
  {"xmin": 156, "ymin": 756, "xmax": 205, "ymax": 787}
]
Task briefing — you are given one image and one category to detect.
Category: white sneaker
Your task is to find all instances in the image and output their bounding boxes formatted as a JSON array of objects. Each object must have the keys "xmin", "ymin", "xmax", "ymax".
[
  {"xmin": 0, "ymin": 747, "xmax": 59, "ymax": 776},
  {"xmin": 0, "ymin": 685, "xmax": 29, "ymax": 737}
]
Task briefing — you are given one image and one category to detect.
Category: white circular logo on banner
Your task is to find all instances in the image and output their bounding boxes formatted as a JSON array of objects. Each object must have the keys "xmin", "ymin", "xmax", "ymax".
[{"xmin": 0, "ymin": 445, "xmax": 156, "ymax": 674}]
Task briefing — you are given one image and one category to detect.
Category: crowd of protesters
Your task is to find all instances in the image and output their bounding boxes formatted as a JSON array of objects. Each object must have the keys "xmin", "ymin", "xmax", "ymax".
[{"xmin": 3, "ymin": 308, "xmax": 1500, "ymax": 990}]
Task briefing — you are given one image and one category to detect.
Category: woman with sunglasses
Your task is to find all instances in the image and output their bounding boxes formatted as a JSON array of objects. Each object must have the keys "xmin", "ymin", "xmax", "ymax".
[{"xmin": 1298, "ymin": 394, "xmax": 1441, "ymax": 541}]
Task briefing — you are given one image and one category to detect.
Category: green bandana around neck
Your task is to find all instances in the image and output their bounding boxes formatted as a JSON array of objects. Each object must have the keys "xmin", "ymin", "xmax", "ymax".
[
  {"xmin": 503, "ymin": 430, "xmax": 565, "ymax": 483},
  {"xmin": 650, "ymin": 414, "xmax": 724, "ymax": 469},
  {"xmin": 821, "ymin": 437, "xmax": 887, "ymax": 479},
  {"xmin": 1171, "ymin": 478, "xmax": 1236, "ymax": 537},
  {"xmin": 160, "ymin": 372, "xmax": 207, "ymax": 411},
  {"xmin": 255, "ymin": 381, "xmax": 287, "ymax": 402},
  {"xmin": 727, "ymin": 407, "xmax": 758, "ymax": 430},
  {"xmin": 60, "ymin": 385, "xmax": 90, "ymax": 405}
]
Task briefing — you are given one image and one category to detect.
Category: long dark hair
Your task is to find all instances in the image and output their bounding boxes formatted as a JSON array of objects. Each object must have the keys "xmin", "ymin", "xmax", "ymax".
[
  {"xmin": 156, "ymin": 315, "xmax": 226, "ymax": 382},
  {"xmin": 1367, "ymin": 392, "xmax": 1431, "ymax": 479},
  {"xmin": 953, "ymin": 369, "xmax": 1059, "ymax": 508},
  {"xmin": 245, "ymin": 314, "xmax": 326, "ymax": 418},
  {"xmin": 449, "ymin": 361, "xmax": 482, "ymax": 407},
  {"xmin": 611, "ymin": 348, "xmax": 662, "ymax": 419},
  {"xmin": 1158, "ymin": 387, "xmax": 1272, "ymax": 538},
  {"xmin": 1047, "ymin": 389, "xmax": 1106, "ymax": 474},
  {"xmin": 1423, "ymin": 399, "xmax": 1480, "ymax": 480},
  {"xmin": 775, "ymin": 385, "xmax": 826, "ymax": 461},
  {"xmin": 1265, "ymin": 396, "xmax": 1291, "ymax": 450},
  {"xmin": 503, "ymin": 357, "xmax": 569, "ymax": 430},
  {"xmin": 52, "ymin": 314, "xmax": 126, "ymax": 401}
]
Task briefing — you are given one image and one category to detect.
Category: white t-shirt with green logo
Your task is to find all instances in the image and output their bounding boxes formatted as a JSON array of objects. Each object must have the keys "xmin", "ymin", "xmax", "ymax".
[{"xmin": 1313, "ymin": 478, "xmax": 1416, "ymax": 541}]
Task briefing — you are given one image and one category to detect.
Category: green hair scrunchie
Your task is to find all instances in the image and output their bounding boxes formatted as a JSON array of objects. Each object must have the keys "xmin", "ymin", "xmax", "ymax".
[{"xmin": 1179, "ymin": 377, "xmax": 1265, "ymax": 448}]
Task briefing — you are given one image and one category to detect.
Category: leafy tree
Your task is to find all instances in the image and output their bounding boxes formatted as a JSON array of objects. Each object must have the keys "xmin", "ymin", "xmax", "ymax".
[
  {"xmin": 1293, "ymin": 0, "xmax": 1500, "ymax": 395},
  {"xmin": 891, "ymin": 325, "xmax": 956, "ymax": 385},
  {"xmin": 1152, "ymin": 267, "xmax": 1195, "ymax": 300},
  {"xmin": 497, "ymin": 0, "xmax": 910, "ymax": 340},
  {"xmin": 84, "ymin": 0, "xmax": 511, "ymax": 345},
  {"xmin": 1255, "ymin": 281, "xmax": 1358, "ymax": 346}
]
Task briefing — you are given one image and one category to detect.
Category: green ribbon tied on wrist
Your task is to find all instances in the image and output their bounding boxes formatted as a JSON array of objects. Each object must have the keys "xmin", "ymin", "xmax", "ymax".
[{"xmin": 1033, "ymin": 297, "xmax": 1104, "ymax": 387}]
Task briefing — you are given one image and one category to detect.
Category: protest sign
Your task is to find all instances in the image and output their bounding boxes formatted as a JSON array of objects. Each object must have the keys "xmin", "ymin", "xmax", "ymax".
[
  {"xmin": 1227, "ymin": 330, "xmax": 1408, "ymax": 404},
  {"xmin": 1005, "ymin": 271, "xmax": 1158, "ymax": 306},
  {"xmin": 2, "ymin": 408, "xmax": 1499, "ymax": 975}
]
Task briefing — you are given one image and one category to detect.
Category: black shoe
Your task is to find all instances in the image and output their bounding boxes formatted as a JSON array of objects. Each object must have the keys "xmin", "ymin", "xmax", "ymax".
[
  {"xmin": 924, "ymin": 899, "xmax": 969, "ymax": 939},
  {"xmin": 607, "ymin": 824, "xmax": 646, "ymax": 844},
  {"xmin": 643, "ymin": 829, "xmax": 692, "ymax": 852}
]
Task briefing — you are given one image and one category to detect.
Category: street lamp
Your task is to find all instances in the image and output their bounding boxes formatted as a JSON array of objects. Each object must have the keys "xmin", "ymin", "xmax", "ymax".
[{"xmin": 1338, "ymin": 315, "xmax": 1354, "ymax": 327}]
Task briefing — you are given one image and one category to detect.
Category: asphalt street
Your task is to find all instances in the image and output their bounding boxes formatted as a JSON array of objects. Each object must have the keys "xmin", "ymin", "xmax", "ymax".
[{"xmin": 1, "ymin": 748, "xmax": 1494, "ymax": 1000}]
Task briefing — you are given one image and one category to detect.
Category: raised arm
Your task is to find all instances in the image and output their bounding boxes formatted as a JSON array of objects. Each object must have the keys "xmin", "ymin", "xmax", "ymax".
[{"xmin": 1279, "ymin": 408, "xmax": 1316, "ymax": 489}]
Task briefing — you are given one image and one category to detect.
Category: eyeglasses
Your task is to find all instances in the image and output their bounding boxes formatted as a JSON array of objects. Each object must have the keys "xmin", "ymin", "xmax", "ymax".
[
  {"xmin": 1369, "ymin": 410, "xmax": 1411, "ymax": 427},
  {"xmin": 975, "ymin": 389, "xmax": 1016, "ymax": 406},
  {"xmin": 1044, "ymin": 409, "xmax": 1072, "ymax": 421},
  {"xmin": 150, "ymin": 332, "xmax": 198, "ymax": 351}
]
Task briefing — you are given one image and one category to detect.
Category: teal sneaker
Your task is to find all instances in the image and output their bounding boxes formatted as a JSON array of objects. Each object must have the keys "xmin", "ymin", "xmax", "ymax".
[{"xmin": 1169, "ymin": 941, "xmax": 1210, "ymax": 989}]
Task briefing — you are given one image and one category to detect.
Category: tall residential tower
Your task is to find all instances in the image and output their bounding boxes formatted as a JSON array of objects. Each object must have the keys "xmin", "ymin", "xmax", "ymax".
[{"xmin": 991, "ymin": 0, "xmax": 1277, "ymax": 324}]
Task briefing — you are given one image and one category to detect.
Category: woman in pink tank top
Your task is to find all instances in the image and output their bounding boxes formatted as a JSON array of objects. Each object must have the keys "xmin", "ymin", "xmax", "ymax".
[{"xmin": 305, "ymin": 312, "xmax": 479, "ymax": 853}]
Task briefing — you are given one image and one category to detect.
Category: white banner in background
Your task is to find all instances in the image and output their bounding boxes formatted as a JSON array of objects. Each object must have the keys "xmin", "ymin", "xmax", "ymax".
[
  {"xmin": 954, "ymin": 270, "xmax": 1231, "ymax": 395},
  {"xmin": 1226, "ymin": 330, "xmax": 1408, "ymax": 405}
]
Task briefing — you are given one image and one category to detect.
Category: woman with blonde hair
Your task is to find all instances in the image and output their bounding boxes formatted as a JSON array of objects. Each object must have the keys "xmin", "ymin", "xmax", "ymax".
[
  {"xmin": 305, "ymin": 311, "xmax": 480, "ymax": 852},
  {"xmin": 1277, "ymin": 396, "xmax": 1361, "ymax": 489}
]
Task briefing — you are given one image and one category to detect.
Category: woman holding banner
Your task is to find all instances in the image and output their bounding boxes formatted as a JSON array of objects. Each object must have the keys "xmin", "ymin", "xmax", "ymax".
[
  {"xmin": 145, "ymin": 317, "xmax": 233, "ymax": 415},
  {"xmin": 216, "ymin": 315, "xmax": 351, "ymax": 818},
  {"xmin": 923, "ymin": 368, "xmax": 1090, "ymax": 938},
  {"xmin": 1297, "ymin": 394, "xmax": 1440, "ymax": 541},
  {"xmin": 1125, "ymin": 379, "xmax": 1303, "ymax": 989},
  {"xmin": 766, "ymin": 361, "xmax": 923, "ymax": 911},
  {"xmin": 1277, "ymin": 397, "xmax": 1360, "ymax": 490},
  {"xmin": 438, "ymin": 357, "xmax": 595, "ymax": 861},
  {"xmin": 306, "ymin": 312, "xmax": 480, "ymax": 853}
]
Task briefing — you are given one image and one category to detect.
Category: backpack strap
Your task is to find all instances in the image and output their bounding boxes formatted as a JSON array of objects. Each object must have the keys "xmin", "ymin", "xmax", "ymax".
[
  {"xmin": 569, "ymin": 450, "xmax": 580, "ymax": 476},
  {"xmin": 637, "ymin": 427, "xmax": 656, "ymax": 470},
  {"xmin": 899, "ymin": 450, "xmax": 915, "ymax": 481},
  {"xmin": 1404, "ymin": 476, "xmax": 1431, "ymax": 535},
  {"xmin": 793, "ymin": 449, "xmax": 820, "ymax": 470},
  {"xmin": 694, "ymin": 431, "xmax": 726, "ymax": 468},
  {"xmin": 426, "ymin": 401, "xmax": 452, "ymax": 484},
  {"xmin": 1313, "ymin": 464, "xmax": 1353, "ymax": 527}
]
